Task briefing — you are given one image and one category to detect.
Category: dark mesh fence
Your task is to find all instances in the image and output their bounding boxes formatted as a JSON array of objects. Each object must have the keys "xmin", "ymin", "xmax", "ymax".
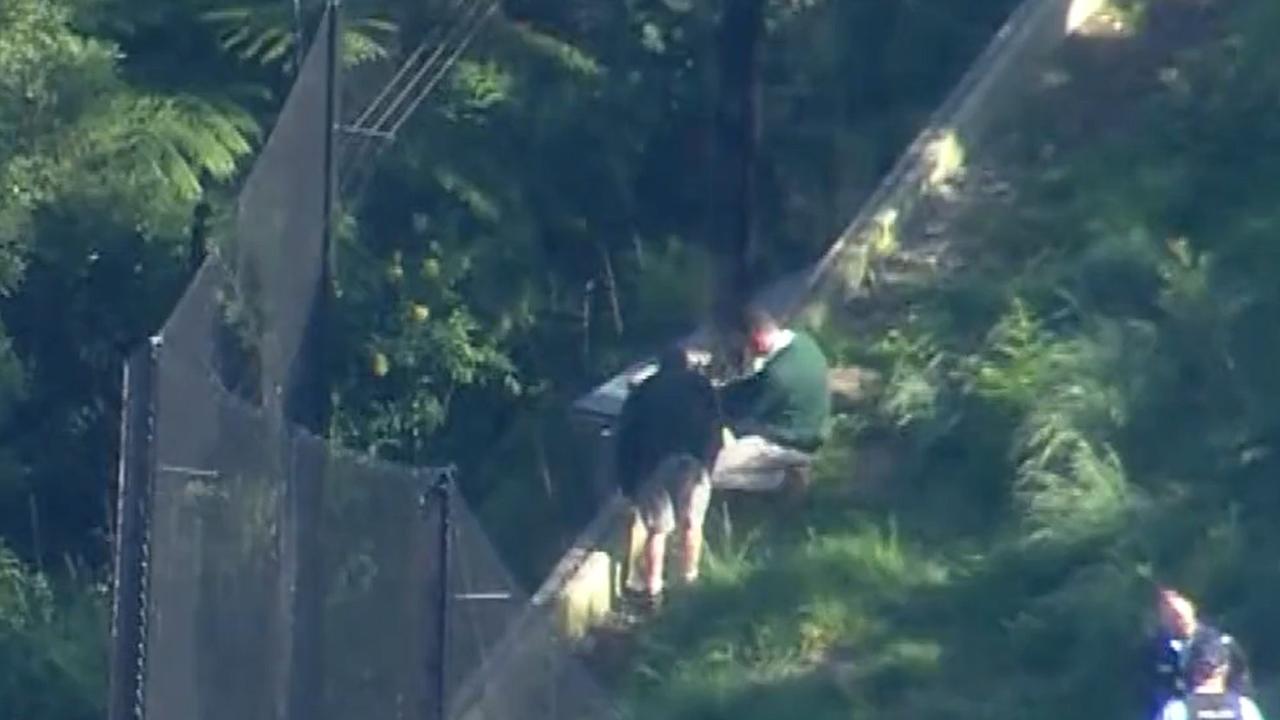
[
  {"xmin": 137, "ymin": 351, "xmax": 619, "ymax": 720},
  {"xmin": 159, "ymin": 0, "xmax": 331, "ymax": 413},
  {"xmin": 447, "ymin": 496, "xmax": 620, "ymax": 720},
  {"xmin": 306, "ymin": 433, "xmax": 434, "ymax": 719},
  {"xmin": 226, "ymin": 5, "xmax": 330, "ymax": 409},
  {"xmin": 144, "ymin": 352, "xmax": 290, "ymax": 720},
  {"xmin": 109, "ymin": 4, "xmax": 620, "ymax": 720}
]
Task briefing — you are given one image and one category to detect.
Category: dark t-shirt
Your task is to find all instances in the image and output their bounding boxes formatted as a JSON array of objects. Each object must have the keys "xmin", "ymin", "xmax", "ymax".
[{"xmin": 615, "ymin": 365, "xmax": 721, "ymax": 497}]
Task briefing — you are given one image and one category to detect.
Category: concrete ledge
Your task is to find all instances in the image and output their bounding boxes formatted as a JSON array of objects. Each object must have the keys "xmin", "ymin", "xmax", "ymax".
[
  {"xmin": 554, "ymin": 550, "xmax": 614, "ymax": 641},
  {"xmin": 448, "ymin": 494, "xmax": 633, "ymax": 718},
  {"xmin": 798, "ymin": 0, "xmax": 1110, "ymax": 322}
]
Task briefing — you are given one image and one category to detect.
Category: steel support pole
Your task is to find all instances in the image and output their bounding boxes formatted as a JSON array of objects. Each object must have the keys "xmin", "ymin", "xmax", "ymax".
[{"xmin": 108, "ymin": 337, "xmax": 160, "ymax": 720}]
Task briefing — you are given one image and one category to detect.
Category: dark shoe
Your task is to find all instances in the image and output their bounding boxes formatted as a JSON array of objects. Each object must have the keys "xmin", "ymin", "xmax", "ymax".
[
  {"xmin": 637, "ymin": 591, "xmax": 663, "ymax": 615},
  {"xmin": 622, "ymin": 587, "xmax": 663, "ymax": 616}
]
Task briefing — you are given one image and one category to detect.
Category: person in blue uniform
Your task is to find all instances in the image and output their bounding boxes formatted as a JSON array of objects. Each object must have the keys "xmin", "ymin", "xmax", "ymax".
[
  {"xmin": 1153, "ymin": 632, "xmax": 1265, "ymax": 720},
  {"xmin": 1151, "ymin": 586, "xmax": 1252, "ymax": 716}
]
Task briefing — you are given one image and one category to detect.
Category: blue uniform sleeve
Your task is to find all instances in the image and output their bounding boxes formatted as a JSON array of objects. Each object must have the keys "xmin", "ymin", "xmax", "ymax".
[{"xmin": 1240, "ymin": 697, "xmax": 1265, "ymax": 720}]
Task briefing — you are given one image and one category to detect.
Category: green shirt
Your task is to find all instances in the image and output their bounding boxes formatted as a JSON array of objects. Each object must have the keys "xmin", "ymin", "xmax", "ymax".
[{"xmin": 721, "ymin": 330, "xmax": 831, "ymax": 452}]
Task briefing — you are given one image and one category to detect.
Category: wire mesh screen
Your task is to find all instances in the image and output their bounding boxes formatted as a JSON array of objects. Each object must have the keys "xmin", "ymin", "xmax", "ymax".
[
  {"xmin": 304, "ymin": 433, "xmax": 434, "ymax": 719},
  {"xmin": 113, "ymin": 4, "xmax": 621, "ymax": 720},
  {"xmin": 134, "ymin": 8, "xmax": 336, "ymax": 713},
  {"xmin": 144, "ymin": 353, "xmax": 291, "ymax": 720},
  {"xmin": 141, "ymin": 353, "xmax": 620, "ymax": 720},
  {"xmin": 446, "ymin": 493, "xmax": 620, "ymax": 720},
  {"xmin": 227, "ymin": 10, "xmax": 331, "ymax": 410},
  {"xmin": 158, "ymin": 10, "xmax": 331, "ymax": 410}
]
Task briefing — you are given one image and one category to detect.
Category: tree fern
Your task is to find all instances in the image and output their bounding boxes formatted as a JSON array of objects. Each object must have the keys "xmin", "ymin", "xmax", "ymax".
[
  {"xmin": 1016, "ymin": 441, "xmax": 1133, "ymax": 550},
  {"xmin": 968, "ymin": 300, "xmax": 1150, "ymax": 550},
  {"xmin": 17, "ymin": 92, "xmax": 259, "ymax": 234},
  {"xmin": 2, "ymin": 0, "xmax": 260, "ymax": 252}
]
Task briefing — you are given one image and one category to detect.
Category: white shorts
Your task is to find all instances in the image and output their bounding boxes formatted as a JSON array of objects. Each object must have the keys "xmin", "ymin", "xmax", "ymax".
[
  {"xmin": 634, "ymin": 454, "xmax": 712, "ymax": 535},
  {"xmin": 711, "ymin": 432, "xmax": 813, "ymax": 491}
]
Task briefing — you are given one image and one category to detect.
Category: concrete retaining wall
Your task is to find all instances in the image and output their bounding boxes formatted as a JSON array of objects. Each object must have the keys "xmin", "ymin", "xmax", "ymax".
[{"xmin": 794, "ymin": 0, "xmax": 1107, "ymax": 322}]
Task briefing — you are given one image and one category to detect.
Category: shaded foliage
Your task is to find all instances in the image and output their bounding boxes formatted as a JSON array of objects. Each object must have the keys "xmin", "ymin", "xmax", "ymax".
[
  {"xmin": 21, "ymin": 0, "xmax": 1280, "ymax": 715},
  {"xmin": 0, "ymin": 544, "xmax": 105, "ymax": 719}
]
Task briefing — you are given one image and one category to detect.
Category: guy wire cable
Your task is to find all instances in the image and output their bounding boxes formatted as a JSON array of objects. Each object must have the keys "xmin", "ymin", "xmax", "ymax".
[
  {"xmin": 385, "ymin": 0, "xmax": 498, "ymax": 137},
  {"xmin": 338, "ymin": 0, "xmax": 489, "ymax": 188},
  {"xmin": 339, "ymin": 0, "xmax": 499, "ymax": 200},
  {"xmin": 362, "ymin": 0, "xmax": 495, "ymax": 137},
  {"xmin": 339, "ymin": 0, "xmax": 475, "ymax": 177},
  {"xmin": 345, "ymin": 0, "xmax": 473, "ymax": 133}
]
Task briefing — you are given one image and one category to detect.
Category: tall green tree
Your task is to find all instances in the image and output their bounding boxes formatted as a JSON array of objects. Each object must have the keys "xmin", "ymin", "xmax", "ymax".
[{"xmin": 0, "ymin": 0, "xmax": 257, "ymax": 561}]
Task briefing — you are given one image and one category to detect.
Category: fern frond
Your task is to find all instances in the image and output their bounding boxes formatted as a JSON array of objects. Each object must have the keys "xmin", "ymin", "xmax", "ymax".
[
  {"xmin": 504, "ymin": 22, "xmax": 603, "ymax": 78},
  {"xmin": 203, "ymin": 6, "xmax": 398, "ymax": 69},
  {"xmin": 98, "ymin": 94, "xmax": 258, "ymax": 186},
  {"xmin": 1017, "ymin": 441, "xmax": 1132, "ymax": 549},
  {"xmin": 8, "ymin": 90, "xmax": 262, "ymax": 234},
  {"xmin": 344, "ymin": 20, "xmax": 398, "ymax": 67}
]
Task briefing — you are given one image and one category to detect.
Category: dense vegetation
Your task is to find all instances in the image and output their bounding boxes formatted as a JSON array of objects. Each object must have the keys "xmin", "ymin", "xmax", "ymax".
[
  {"xmin": 0, "ymin": 0, "xmax": 1023, "ymax": 715},
  {"xmin": 617, "ymin": 1, "xmax": 1280, "ymax": 718},
  {"xmin": 10, "ymin": 0, "xmax": 1280, "ymax": 717}
]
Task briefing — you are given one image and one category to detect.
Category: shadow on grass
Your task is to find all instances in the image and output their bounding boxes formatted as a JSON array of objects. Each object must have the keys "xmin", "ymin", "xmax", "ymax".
[{"xmin": 613, "ymin": 464, "xmax": 1161, "ymax": 720}]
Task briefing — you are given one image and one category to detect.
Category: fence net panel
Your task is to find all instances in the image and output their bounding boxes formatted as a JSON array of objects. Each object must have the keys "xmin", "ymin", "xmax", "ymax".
[
  {"xmin": 306, "ymin": 434, "xmax": 434, "ymax": 720},
  {"xmin": 142, "ymin": 353, "xmax": 621, "ymax": 720},
  {"xmin": 137, "ymin": 6, "xmax": 334, "ymax": 715},
  {"xmin": 228, "ymin": 7, "xmax": 331, "ymax": 411},
  {"xmin": 144, "ymin": 353, "xmax": 290, "ymax": 720},
  {"xmin": 158, "ymin": 7, "xmax": 331, "ymax": 411},
  {"xmin": 446, "ymin": 492, "xmax": 621, "ymax": 720},
  {"xmin": 122, "ymin": 5, "xmax": 620, "ymax": 720}
]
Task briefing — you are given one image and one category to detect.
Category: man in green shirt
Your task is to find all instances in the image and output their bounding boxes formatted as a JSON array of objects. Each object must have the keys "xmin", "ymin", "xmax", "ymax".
[{"xmin": 714, "ymin": 306, "xmax": 831, "ymax": 490}]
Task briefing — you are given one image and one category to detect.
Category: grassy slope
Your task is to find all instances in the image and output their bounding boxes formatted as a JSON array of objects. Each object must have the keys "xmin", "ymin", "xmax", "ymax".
[{"xmin": 610, "ymin": 2, "xmax": 1280, "ymax": 718}]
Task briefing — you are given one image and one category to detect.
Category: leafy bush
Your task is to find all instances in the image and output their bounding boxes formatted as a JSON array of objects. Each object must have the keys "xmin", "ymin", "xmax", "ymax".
[
  {"xmin": 963, "ymin": 302, "xmax": 1154, "ymax": 551},
  {"xmin": 0, "ymin": 545, "xmax": 105, "ymax": 720}
]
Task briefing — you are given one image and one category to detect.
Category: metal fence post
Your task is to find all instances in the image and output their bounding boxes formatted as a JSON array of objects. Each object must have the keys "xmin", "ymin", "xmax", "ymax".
[
  {"xmin": 420, "ymin": 468, "xmax": 455, "ymax": 720},
  {"xmin": 109, "ymin": 336, "xmax": 160, "ymax": 720},
  {"xmin": 435, "ymin": 472, "xmax": 452, "ymax": 720}
]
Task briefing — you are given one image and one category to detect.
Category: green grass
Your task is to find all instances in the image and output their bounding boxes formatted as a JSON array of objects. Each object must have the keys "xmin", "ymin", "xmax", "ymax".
[
  {"xmin": 619, "ymin": 486, "xmax": 952, "ymax": 719},
  {"xmin": 613, "ymin": 440, "xmax": 1280, "ymax": 720}
]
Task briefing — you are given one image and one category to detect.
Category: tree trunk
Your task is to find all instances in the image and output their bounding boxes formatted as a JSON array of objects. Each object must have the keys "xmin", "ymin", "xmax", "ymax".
[
  {"xmin": 709, "ymin": 0, "xmax": 766, "ymax": 358},
  {"xmin": 597, "ymin": 239, "xmax": 624, "ymax": 335}
]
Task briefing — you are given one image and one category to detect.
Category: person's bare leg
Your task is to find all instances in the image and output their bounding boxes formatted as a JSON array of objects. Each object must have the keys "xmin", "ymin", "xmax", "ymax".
[
  {"xmin": 680, "ymin": 474, "xmax": 712, "ymax": 583},
  {"xmin": 680, "ymin": 525, "xmax": 702, "ymax": 583},
  {"xmin": 644, "ymin": 531, "xmax": 668, "ymax": 596},
  {"xmin": 624, "ymin": 511, "xmax": 647, "ymax": 592}
]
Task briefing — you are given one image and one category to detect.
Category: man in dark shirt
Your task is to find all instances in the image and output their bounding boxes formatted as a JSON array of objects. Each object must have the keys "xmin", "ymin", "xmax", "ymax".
[
  {"xmin": 615, "ymin": 346, "xmax": 722, "ymax": 603},
  {"xmin": 713, "ymin": 306, "xmax": 831, "ymax": 491}
]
